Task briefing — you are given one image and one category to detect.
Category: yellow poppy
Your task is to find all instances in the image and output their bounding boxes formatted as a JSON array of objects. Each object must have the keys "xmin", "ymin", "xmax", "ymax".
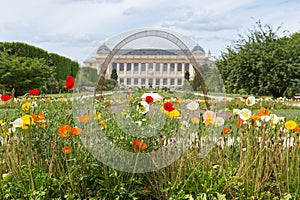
[
  {"xmin": 285, "ymin": 120, "xmax": 297, "ymax": 130},
  {"xmin": 21, "ymin": 102, "xmax": 30, "ymax": 111},
  {"xmin": 165, "ymin": 109, "xmax": 180, "ymax": 119},
  {"xmin": 99, "ymin": 120, "xmax": 107, "ymax": 129},
  {"xmin": 20, "ymin": 115, "xmax": 34, "ymax": 129}
]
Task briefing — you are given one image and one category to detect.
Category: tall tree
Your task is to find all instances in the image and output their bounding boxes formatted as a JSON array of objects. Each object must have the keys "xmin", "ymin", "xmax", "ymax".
[
  {"xmin": 216, "ymin": 21, "xmax": 300, "ymax": 97},
  {"xmin": 0, "ymin": 53, "xmax": 54, "ymax": 96},
  {"xmin": 110, "ymin": 68, "xmax": 118, "ymax": 81},
  {"xmin": 184, "ymin": 70, "xmax": 190, "ymax": 81}
]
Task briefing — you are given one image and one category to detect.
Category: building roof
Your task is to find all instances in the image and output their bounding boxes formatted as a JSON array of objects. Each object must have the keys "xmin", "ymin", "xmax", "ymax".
[
  {"xmin": 97, "ymin": 43, "xmax": 110, "ymax": 52},
  {"xmin": 121, "ymin": 49, "xmax": 182, "ymax": 56},
  {"xmin": 192, "ymin": 44, "xmax": 205, "ymax": 52}
]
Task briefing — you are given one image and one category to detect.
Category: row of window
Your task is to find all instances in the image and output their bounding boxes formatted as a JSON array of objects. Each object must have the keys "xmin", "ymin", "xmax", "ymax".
[
  {"xmin": 112, "ymin": 63, "xmax": 190, "ymax": 72},
  {"xmin": 119, "ymin": 78, "xmax": 183, "ymax": 86}
]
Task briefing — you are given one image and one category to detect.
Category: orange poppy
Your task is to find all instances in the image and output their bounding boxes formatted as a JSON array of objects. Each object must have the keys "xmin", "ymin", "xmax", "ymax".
[
  {"xmin": 236, "ymin": 119, "xmax": 244, "ymax": 128},
  {"xmin": 62, "ymin": 145, "xmax": 72, "ymax": 154},
  {"xmin": 253, "ymin": 147, "xmax": 257, "ymax": 153},
  {"xmin": 222, "ymin": 127, "xmax": 231, "ymax": 134},
  {"xmin": 251, "ymin": 114, "xmax": 260, "ymax": 121},
  {"xmin": 78, "ymin": 115, "xmax": 91, "ymax": 123},
  {"xmin": 40, "ymin": 122, "xmax": 47, "ymax": 129},
  {"xmin": 30, "ymin": 112, "xmax": 45, "ymax": 123},
  {"xmin": 293, "ymin": 124, "xmax": 300, "ymax": 132},
  {"xmin": 58, "ymin": 125, "xmax": 71, "ymax": 138},
  {"xmin": 71, "ymin": 127, "xmax": 82, "ymax": 136},
  {"xmin": 257, "ymin": 107, "xmax": 270, "ymax": 116},
  {"xmin": 132, "ymin": 139, "xmax": 147, "ymax": 153}
]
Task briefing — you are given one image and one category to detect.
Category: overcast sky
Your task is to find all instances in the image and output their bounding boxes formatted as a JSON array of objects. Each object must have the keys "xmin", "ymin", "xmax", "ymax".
[{"xmin": 1, "ymin": 0, "xmax": 300, "ymax": 64}]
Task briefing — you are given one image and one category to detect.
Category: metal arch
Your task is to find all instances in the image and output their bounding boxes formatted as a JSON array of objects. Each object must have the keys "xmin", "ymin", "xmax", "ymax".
[{"xmin": 97, "ymin": 29, "xmax": 210, "ymax": 109}]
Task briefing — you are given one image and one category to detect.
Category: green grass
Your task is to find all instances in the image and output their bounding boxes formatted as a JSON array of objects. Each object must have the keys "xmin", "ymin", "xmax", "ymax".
[{"xmin": 0, "ymin": 92, "xmax": 299, "ymax": 199}]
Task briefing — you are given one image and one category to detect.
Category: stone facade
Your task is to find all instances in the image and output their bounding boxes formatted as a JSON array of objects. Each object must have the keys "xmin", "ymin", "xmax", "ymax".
[{"xmin": 83, "ymin": 43, "xmax": 214, "ymax": 88}]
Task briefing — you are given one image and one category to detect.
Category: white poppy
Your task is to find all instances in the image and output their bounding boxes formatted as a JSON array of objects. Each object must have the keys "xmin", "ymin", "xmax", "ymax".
[
  {"xmin": 239, "ymin": 108, "xmax": 252, "ymax": 121},
  {"xmin": 187, "ymin": 101, "xmax": 199, "ymax": 110},
  {"xmin": 245, "ymin": 96, "xmax": 256, "ymax": 106}
]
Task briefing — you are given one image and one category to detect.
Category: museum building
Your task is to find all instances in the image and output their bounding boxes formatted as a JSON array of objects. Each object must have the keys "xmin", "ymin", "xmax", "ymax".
[{"xmin": 83, "ymin": 43, "xmax": 214, "ymax": 88}]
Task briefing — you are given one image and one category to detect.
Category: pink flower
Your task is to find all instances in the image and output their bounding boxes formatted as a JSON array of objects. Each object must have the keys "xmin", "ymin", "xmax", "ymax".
[{"xmin": 203, "ymin": 110, "xmax": 216, "ymax": 126}]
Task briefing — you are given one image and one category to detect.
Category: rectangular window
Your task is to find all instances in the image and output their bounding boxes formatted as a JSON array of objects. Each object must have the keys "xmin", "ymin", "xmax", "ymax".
[
  {"xmin": 112, "ymin": 63, "xmax": 117, "ymax": 70},
  {"xmin": 148, "ymin": 78, "xmax": 153, "ymax": 85},
  {"xmin": 119, "ymin": 63, "xmax": 124, "ymax": 71},
  {"xmin": 127, "ymin": 63, "xmax": 131, "ymax": 71},
  {"xmin": 148, "ymin": 63, "xmax": 153, "ymax": 71},
  {"xmin": 177, "ymin": 78, "xmax": 182, "ymax": 85},
  {"xmin": 119, "ymin": 78, "xmax": 124, "ymax": 84},
  {"xmin": 141, "ymin": 63, "xmax": 146, "ymax": 71},
  {"xmin": 126, "ymin": 78, "xmax": 131, "ymax": 85},
  {"xmin": 170, "ymin": 63, "xmax": 175, "ymax": 71},
  {"xmin": 134, "ymin": 63, "xmax": 139, "ymax": 71},
  {"xmin": 156, "ymin": 78, "xmax": 160, "ymax": 85},
  {"xmin": 163, "ymin": 78, "xmax": 167, "ymax": 85},
  {"xmin": 184, "ymin": 63, "xmax": 189, "ymax": 72},
  {"xmin": 141, "ymin": 78, "xmax": 146, "ymax": 85},
  {"xmin": 163, "ymin": 63, "xmax": 168, "ymax": 71},
  {"xmin": 170, "ymin": 78, "xmax": 175, "ymax": 85},
  {"xmin": 156, "ymin": 63, "xmax": 160, "ymax": 71},
  {"xmin": 177, "ymin": 63, "xmax": 182, "ymax": 71},
  {"xmin": 134, "ymin": 78, "xmax": 138, "ymax": 85}
]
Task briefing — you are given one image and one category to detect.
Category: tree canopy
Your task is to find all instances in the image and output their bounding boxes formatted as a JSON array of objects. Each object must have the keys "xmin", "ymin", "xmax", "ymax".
[
  {"xmin": 0, "ymin": 42, "xmax": 80, "ymax": 95},
  {"xmin": 0, "ymin": 53, "xmax": 53, "ymax": 96},
  {"xmin": 216, "ymin": 22, "xmax": 300, "ymax": 97}
]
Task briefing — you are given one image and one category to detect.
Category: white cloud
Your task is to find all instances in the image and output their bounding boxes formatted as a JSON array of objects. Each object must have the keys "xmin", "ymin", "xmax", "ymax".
[{"xmin": 0, "ymin": 0, "xmax": 300, "ymax": 64}]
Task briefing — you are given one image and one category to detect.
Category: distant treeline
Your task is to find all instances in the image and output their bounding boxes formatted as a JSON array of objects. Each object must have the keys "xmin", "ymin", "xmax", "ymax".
[{"xmin": 0, "ymin": 42, "xmax": 79, "ymax": 95}]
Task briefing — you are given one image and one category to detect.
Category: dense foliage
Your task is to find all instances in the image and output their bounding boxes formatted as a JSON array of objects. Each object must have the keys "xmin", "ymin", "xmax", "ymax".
[
  {"xmin": 0, "ymin": 53, "xmax": 53, "ymax": 96},
  {"xmin": 0, "ymin": 42, "xmax": 79, "ymax": 95},
  {"xmin": 216, "ymin": 22, "xmax": 300, "ymax": 97}
]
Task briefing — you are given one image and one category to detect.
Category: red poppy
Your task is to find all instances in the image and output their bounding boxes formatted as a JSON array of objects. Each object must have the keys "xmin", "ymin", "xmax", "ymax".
[
  {"xmin": 132, "ymin": 139, "xmax": 147, "ymax": 153},
  {"xmin": 28, "ymin": 89, "xmax": 39, "ymax": 96},
  {"xmin": 66, "ymin": 75, "xmax": 74, "ymax": 82},
  {"xmin": 163, "ymin": 102, "xmax": 175, "ymax": 112},
  {"xmin": 145, "ymin": 96, "xmax": 154, "ymax": 104},
  {"xmin": 1, "ymin": 94, "xmax": 11, "ymax": 101},
  {"xmin": 65, "ymin": 75, "xmax": 75, "ymax": 90}
]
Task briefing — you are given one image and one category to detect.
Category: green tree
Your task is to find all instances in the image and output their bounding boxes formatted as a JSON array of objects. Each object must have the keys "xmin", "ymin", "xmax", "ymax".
[
  {"xmin": 110, "ymin": 68, "xmax": 118, "ymax": 81},
  {"xmin": 0, "ymin": 53, "xmax": 54, "ymax": 96},
  {"xmin": 0, "ymin": 42, "xmax": 79, "ymax": 92},
  {"xmin": 184, "ymin": 70, "xmax": 190, "ymax": 81},
  {"xmin": 216, "ymin": 21, "xmax": 300, "ymax": 97},
  {"xmin": 44, "ymin": 75, "xmax": 60, "ymax": 94}
]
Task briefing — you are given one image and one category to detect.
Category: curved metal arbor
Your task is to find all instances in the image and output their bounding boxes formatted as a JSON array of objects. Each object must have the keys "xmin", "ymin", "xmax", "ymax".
[{"xmin": 96, "ymin": 29, "xmax": 210, "ymax": 108}]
